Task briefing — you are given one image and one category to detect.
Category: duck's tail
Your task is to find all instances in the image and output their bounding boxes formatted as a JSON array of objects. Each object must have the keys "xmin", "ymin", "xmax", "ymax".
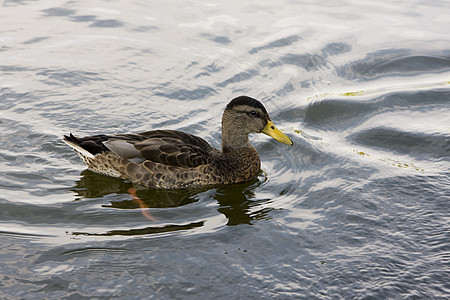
[{"xmin": 63, "ymin": 133, "xmax": 96, "ymax": 159}]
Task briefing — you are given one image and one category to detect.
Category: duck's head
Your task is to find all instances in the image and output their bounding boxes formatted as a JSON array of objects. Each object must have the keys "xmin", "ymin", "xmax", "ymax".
[{"xmin": 221, "ymin": 96, "xmax": 293, "ymax": 149}]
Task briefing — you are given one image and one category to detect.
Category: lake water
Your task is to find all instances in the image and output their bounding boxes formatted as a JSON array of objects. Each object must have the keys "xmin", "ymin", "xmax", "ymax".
[{"xmin": 0, "ymin": 0, "xmax": 449, "ymax": 298}]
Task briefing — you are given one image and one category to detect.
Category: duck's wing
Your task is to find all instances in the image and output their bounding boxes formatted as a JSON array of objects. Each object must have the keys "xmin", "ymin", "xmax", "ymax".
[{"xmin": 102, "ymin": 130, "xmax": 215, "ymax": 167}]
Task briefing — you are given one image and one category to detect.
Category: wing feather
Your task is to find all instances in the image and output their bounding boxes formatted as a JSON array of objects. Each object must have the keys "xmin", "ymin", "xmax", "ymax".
[
  {"xmin": 134, "ymin": 131, "xmax": 214, "ymax": 167},
  {"xmin": 66, "ymin": 130, "xmax": 215, "ymax": 168}
]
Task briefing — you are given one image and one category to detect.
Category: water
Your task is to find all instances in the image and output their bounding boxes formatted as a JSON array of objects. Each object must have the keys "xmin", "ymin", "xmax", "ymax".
[{"xmin": 1, "ymin": 0, "xmax": 449, "ymax": 298}]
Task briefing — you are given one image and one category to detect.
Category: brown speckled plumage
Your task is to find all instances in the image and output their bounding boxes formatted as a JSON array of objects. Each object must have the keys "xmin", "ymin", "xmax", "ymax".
[{"xmin": 63, "ymin": 96, "xmax": 293, "ymax": 189}]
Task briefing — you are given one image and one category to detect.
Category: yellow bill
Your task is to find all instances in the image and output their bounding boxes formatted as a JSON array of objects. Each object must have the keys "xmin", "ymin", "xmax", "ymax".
[{"xmin": 261, "ymin": 120, "xmax": 293, "ymax": 145}]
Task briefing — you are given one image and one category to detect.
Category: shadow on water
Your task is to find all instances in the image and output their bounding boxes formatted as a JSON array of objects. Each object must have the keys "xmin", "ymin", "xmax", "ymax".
[
  {"xmin": 72, "ymin": 221, "xmax": 206, "ymax": 237},
  {"xmin": 70, "ymin": 170, "xmax": 267, "ymax": 236}
]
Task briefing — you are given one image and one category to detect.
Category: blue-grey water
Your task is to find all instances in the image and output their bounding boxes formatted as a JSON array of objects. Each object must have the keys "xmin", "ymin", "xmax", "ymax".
[{"xmin": 1, "ymin": 0, "xmax": 449, "ymax": 299}]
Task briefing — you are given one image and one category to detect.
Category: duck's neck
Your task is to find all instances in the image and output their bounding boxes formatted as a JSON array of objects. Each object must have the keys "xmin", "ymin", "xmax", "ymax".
[{"xmin": 221, "ymin": 131, "xmax": 251, "ymax": 152}]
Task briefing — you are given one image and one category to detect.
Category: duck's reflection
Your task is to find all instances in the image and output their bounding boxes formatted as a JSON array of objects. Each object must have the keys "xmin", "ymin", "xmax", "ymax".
[{"xmin": 71, "ymin": 170, "xmax": 271, "ymax": 236}]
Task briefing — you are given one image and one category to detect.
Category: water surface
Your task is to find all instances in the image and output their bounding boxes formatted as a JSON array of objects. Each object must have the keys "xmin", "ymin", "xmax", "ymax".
[{"xmin": 0, "ymin": 0, "xmax": 449, "ymax": 298}]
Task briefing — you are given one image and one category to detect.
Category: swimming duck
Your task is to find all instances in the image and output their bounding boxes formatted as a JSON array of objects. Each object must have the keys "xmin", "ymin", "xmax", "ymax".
[{"xmin": 63, "ymin": 96, "xmax": 293, "ymax": 189}]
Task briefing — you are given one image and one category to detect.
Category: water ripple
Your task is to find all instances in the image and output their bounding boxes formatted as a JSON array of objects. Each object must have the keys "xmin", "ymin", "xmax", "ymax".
[{"xmin": 340, "ymin": 51, "xmax": 450, "ymax": 80}]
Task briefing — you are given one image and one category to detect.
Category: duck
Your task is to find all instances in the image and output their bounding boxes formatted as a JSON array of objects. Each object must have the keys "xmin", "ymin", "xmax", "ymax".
[{"xmin": 63, "ymin": 95, "xmax": 293, "ymax": 189}]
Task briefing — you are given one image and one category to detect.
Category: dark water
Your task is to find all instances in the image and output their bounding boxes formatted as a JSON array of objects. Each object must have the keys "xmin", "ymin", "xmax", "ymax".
[{"xmin": 1, "ymin": 0, "xmax": 449, "ymax": 298}]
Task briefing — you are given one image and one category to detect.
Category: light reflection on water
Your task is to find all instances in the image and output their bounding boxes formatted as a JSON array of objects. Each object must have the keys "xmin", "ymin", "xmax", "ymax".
[{"xmin": 0, "ymin": 0, "xmax": 449, "ymax": 298}]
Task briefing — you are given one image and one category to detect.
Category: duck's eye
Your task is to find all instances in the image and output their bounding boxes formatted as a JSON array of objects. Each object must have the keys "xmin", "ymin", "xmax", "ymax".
[{"xmin": 248, "ymin": 111, "xmax": 259, "ymax": 118}]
